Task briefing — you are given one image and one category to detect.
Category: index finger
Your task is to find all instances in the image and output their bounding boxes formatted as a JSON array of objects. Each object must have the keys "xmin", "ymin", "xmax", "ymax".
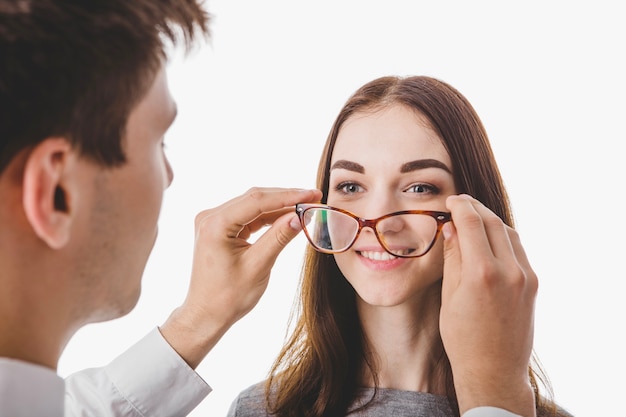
[{"xmin": 220, "ymin": 187, "xmax": 322, "ymax": 237}]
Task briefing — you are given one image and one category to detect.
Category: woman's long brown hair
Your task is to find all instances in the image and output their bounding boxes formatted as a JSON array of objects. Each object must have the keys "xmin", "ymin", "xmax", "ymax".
[{"xmin": 266, "ymin": 76, "xmax": 563, "ymax": 417}]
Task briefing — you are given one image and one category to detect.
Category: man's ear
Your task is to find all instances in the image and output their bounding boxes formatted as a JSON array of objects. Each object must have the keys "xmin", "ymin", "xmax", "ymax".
[{"xmin": 22, "ymin": 138, "xmax": 76, "ymax": 249}]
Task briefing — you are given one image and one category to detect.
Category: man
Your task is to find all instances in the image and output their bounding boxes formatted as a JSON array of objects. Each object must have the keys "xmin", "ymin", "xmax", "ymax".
[
  {"xmin": 0, "ymin": 1, "xmax": 539, "ymax": 416},
  {"xmin": 0, "ymin": 1, "xmax": 320, "ymax": 415}
]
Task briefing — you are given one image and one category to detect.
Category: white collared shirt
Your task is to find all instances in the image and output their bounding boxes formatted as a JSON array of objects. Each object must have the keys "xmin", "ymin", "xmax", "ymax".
[
  {"xmin": 0, "ymin": 357, "xmax": 64, "ymax": 416},
  {"xmin": 463, "ymin": 407, "xmax": 522, "ymax": 417},
  {"xmin": 1, "ymin": 328, "xmax": 211, "ymax": 417}
]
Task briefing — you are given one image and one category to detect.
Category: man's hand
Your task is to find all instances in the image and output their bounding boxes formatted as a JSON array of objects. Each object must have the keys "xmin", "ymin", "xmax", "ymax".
[
  {"xmin": 160, "ymin": 187, "xmax": 322, "ymax": 368},
  {"xmin": 440, "ymin": 194, "xmax": 537, "ymax": 417}
]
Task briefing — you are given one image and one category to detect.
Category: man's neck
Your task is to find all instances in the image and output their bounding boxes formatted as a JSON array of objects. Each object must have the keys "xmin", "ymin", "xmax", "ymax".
[{"xmin": 0, "ymin": 277, "xmax": 76, "ymax": 370}]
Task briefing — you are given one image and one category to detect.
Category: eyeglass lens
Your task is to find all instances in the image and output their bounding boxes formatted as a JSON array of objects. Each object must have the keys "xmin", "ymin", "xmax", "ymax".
[{"xmin": 301, "ymin": 208, "xmax": 439, "ymax": 257}]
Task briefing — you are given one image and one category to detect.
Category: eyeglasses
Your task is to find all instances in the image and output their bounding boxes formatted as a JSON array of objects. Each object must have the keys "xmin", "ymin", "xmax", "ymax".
[{"xmin": 295, "ymin": 203, "xmax": 452, "ymax": 258}]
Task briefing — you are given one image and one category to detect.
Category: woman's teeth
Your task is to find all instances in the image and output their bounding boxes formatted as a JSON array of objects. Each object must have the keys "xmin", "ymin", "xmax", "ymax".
[{"xmin": 359, "ymin": 249, "xmax": 410, "ymax": 260}]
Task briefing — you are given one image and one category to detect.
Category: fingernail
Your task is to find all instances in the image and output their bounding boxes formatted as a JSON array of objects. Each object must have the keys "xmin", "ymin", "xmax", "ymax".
[{"xmin": 289, "ymin": 215, "xmax": 302, "ymax": 231}]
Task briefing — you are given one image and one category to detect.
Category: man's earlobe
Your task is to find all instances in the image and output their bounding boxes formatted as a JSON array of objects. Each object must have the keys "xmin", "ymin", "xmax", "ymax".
[{"xmin": 22, "ymin": 138, "xmax": 74, "ymax": 249}]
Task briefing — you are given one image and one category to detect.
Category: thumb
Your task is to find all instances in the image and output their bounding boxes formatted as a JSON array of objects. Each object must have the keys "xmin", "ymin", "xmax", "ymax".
[
  {"xmin": 249, "ymin": 212, "xmax": 303, "ymax": 270},
  {"xmin": 441, "ymin": 221, "xmax": 461, "ymax": 293}
]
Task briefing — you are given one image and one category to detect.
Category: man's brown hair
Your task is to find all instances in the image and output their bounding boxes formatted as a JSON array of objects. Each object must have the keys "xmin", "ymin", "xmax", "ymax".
[{"xmin": 0, "ymin": 0, "xmax": 210, "ymax": 173}]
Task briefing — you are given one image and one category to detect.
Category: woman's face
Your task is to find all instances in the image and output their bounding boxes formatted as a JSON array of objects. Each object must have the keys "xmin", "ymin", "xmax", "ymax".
[{"xmin": 327, "ymin": 104, "xmax": 457, "ymax": 307}]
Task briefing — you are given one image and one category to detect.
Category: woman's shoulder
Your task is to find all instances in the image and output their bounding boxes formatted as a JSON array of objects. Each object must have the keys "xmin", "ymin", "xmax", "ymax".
[
  {"xmin": 234, "ymin": 381, "xmax": 267, "ymax": 403},
  {"xmin": 226, "ymin": 381, "xmax": 269, "ymax": 417}
]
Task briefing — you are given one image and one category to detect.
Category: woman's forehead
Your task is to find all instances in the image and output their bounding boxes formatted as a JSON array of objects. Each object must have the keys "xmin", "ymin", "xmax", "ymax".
[{"xmin": 331, "ymin": 104, "xmax": 450, "ymax": 168}]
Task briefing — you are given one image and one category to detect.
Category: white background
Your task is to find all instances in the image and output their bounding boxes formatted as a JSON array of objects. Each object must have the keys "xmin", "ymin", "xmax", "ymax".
[{"xmin": 58, "ymin": 1, "xmax": 625, "ymax": 416}]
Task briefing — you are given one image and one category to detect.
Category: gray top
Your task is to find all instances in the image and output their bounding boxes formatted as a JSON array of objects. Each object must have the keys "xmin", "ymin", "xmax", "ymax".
[{"xmin": 226, "ymin": 382, "xmax": 456, "ymax": 417}]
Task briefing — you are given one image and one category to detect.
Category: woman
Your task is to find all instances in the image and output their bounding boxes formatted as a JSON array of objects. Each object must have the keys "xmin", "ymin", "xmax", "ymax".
[{"xmin": 227, "ymin": 76, "xmax": 572, "ymax": 417}]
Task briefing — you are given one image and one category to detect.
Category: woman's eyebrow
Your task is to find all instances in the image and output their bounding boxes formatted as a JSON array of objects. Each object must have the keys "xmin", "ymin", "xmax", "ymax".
[
  {"xmin": 400, "ymin": 159, "xmax": 451, "ymax": 173},
  {"xmin": 330, "ymin": 160, "xmax": 364, "ymax": 173},
  {"xmin": 330, "ymin": 158, "xmax": 451, "ymax": 174}
]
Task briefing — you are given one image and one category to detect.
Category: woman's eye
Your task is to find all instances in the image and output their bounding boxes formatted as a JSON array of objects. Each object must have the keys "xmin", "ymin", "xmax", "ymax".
[
  {"xmin": 335, "ymin": 182, "xmax": 363, "ymax": 194},
  {"xmin": 406, "ymin": 183, "xmax": 438, "ymax": 194}
]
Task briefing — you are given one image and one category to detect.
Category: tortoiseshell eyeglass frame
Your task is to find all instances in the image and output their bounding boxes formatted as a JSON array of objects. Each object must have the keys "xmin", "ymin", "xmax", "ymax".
[{"xmin": 295, "ymin": 203, "xmax": 452, "ymax": 258}]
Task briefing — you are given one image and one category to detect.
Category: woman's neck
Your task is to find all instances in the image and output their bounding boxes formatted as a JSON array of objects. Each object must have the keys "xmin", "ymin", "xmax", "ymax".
[{"xmin": 357, "ymin": 283, "xmax": 447, "ymax": 394}]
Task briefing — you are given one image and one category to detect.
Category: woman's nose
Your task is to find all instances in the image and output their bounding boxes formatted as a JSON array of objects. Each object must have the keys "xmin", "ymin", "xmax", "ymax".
[{"xmin": 376, "ymin": 215, "xmax": 405, "ymax": 235}]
